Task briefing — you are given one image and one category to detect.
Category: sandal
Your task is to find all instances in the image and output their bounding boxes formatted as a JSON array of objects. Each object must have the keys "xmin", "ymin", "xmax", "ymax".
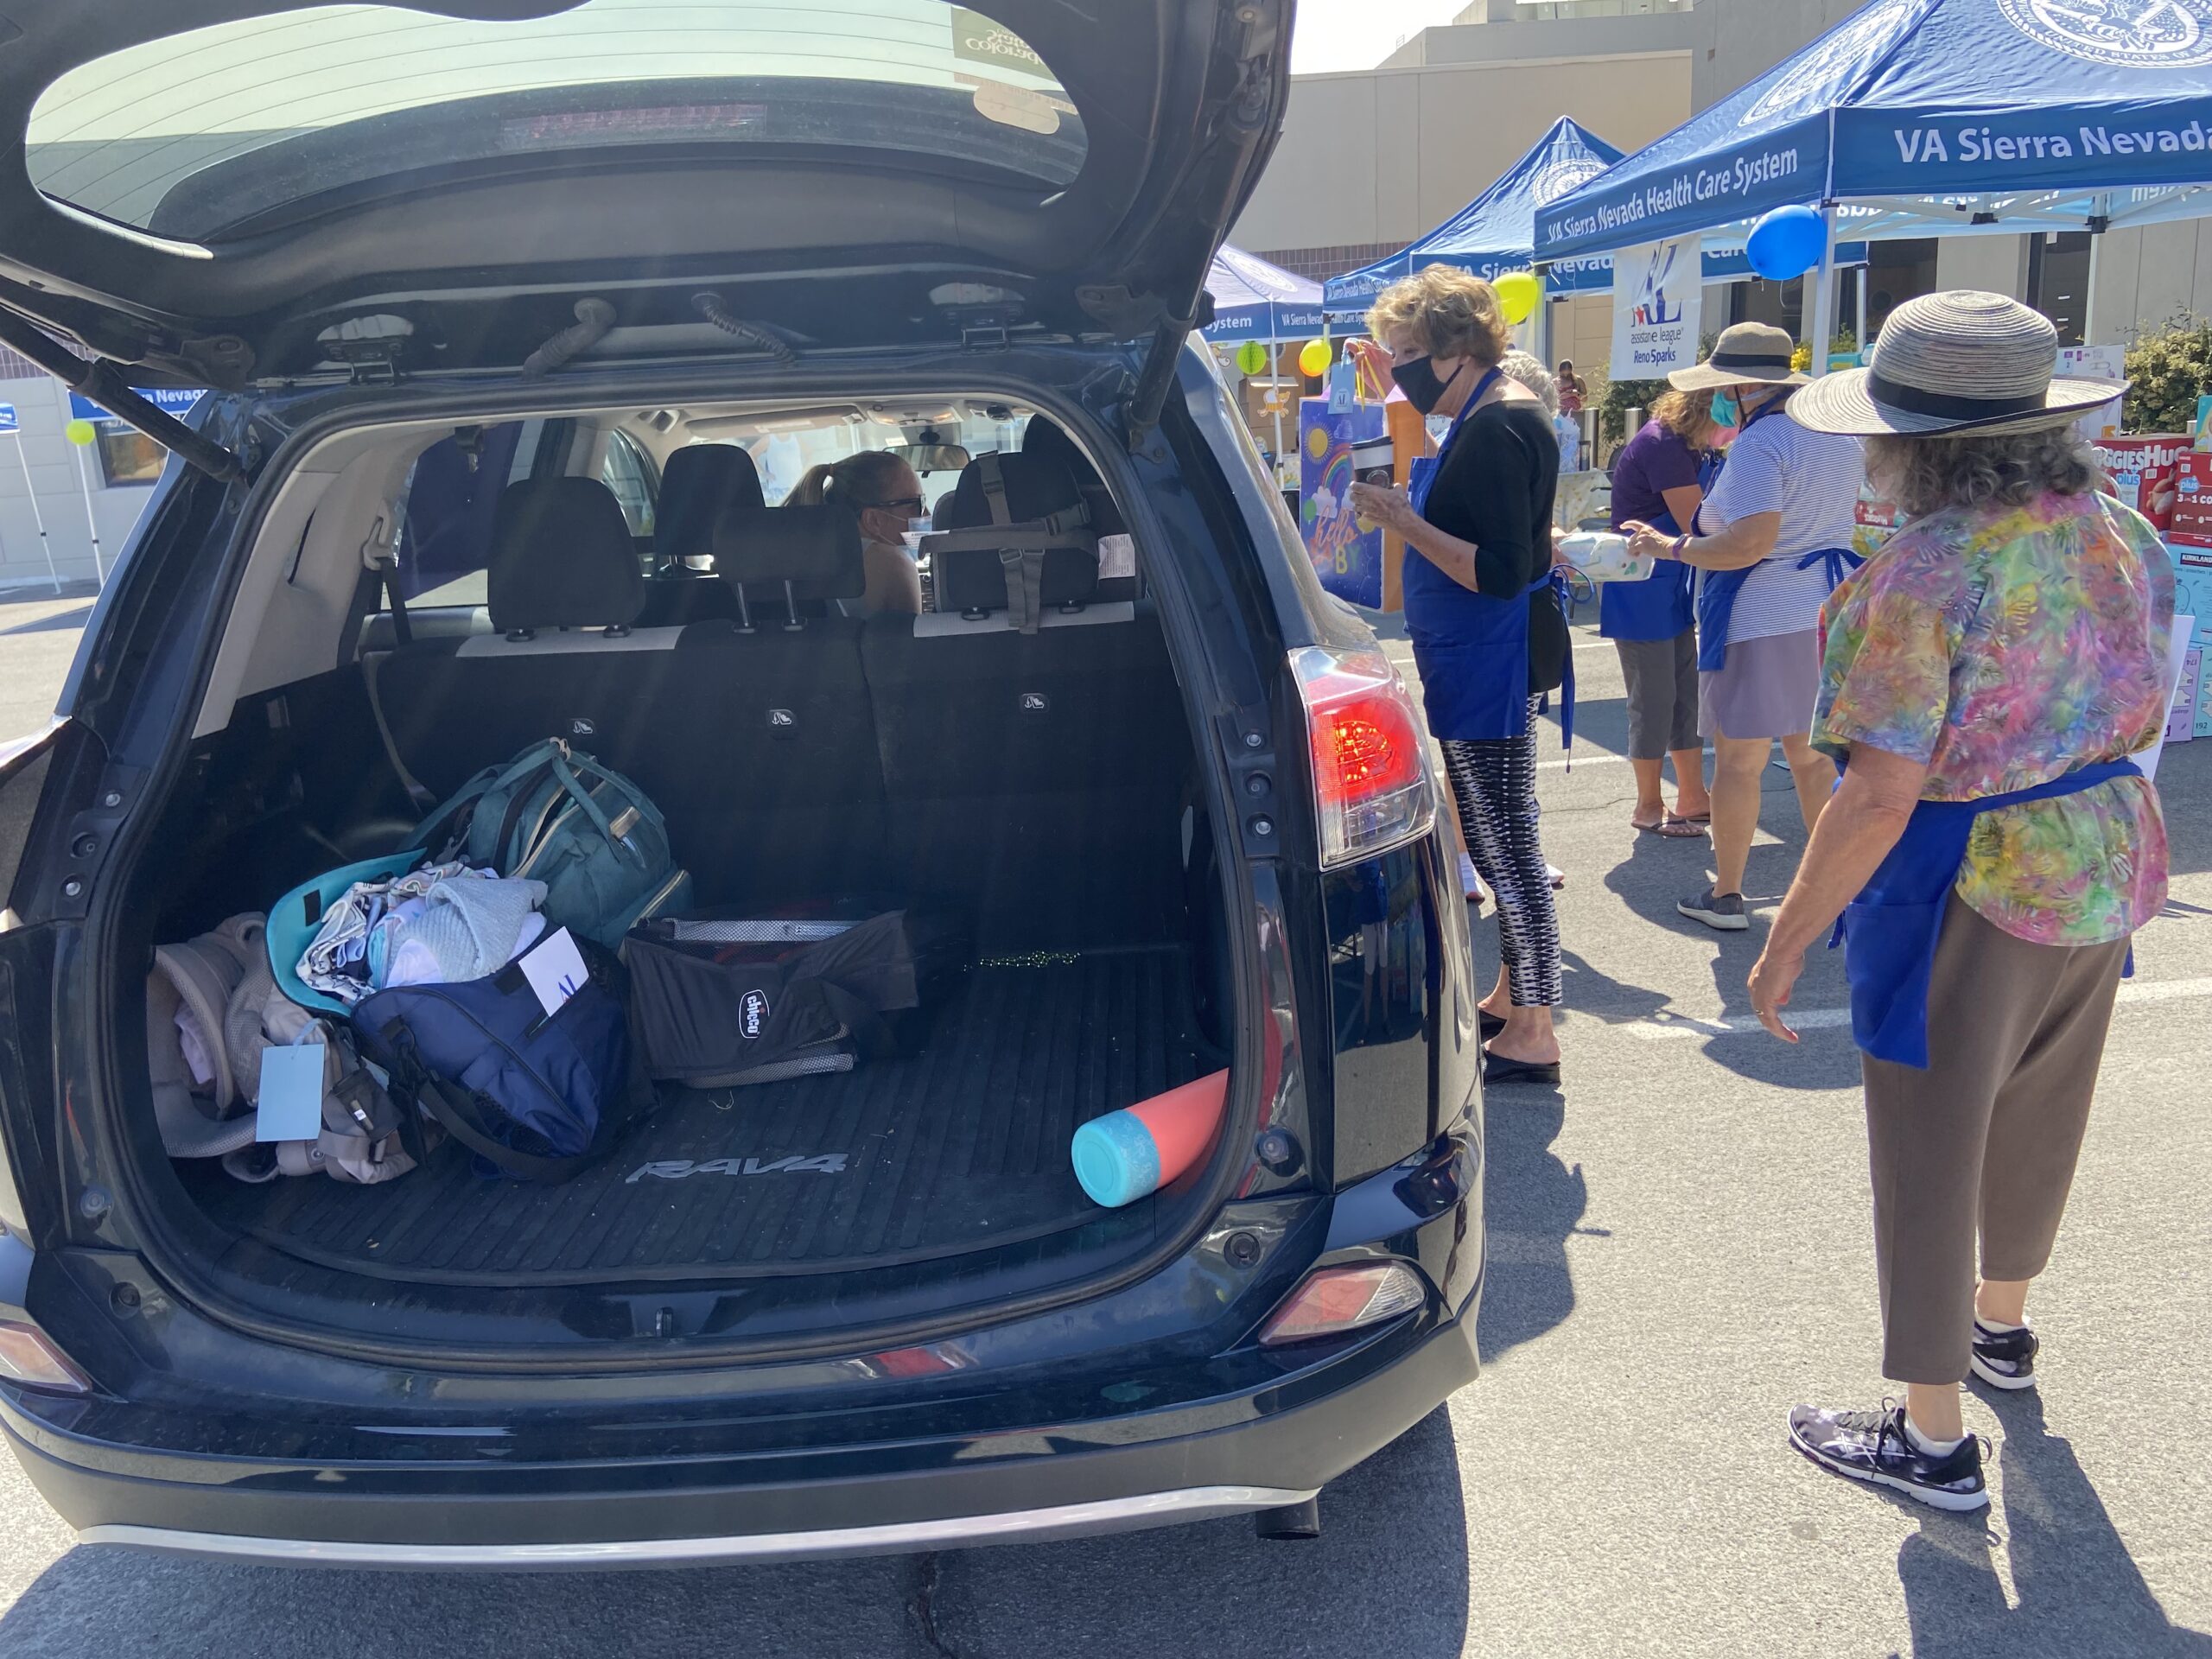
[
  {"xmin": 1482, "ymin": 1051, "xmax": 1562, "ymax": 1087},
  {"xmin": 1636, "ymin": 813, "xmax": 1707, "ymax": 839}
]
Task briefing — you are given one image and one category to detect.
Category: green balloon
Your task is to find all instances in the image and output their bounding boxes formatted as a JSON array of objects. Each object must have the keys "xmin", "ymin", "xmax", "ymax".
[
  {"xmin": 1235, "ymin": 340, "xmax": 1268, "ymax": 376},
  {"xmin": 64, "ymin": 418, "xmax": 97, "ymax": 447}
]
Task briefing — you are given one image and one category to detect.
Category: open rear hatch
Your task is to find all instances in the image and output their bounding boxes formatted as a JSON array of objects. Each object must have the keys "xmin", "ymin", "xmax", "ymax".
[{"xmin": 0, "ymin": 0, "xmax": 1290, "ymax": 389}]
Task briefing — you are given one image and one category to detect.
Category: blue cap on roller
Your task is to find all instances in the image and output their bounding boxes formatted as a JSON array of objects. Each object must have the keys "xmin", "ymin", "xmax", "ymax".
[{"xmin": 1071, "ymin": 1109, "xmax": 1163, "ymax": 1209}]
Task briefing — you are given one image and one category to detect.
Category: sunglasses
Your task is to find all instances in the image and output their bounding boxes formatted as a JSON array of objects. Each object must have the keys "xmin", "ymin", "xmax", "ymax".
[{"xmin": 871, "ymin": 494, "xmax": 927, "ymax": 516}]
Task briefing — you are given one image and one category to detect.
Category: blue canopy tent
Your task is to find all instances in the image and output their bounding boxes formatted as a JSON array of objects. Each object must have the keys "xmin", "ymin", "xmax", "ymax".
[
  {"xmin": 1534, "ymin": 0, "xmax": 2212, "ymax": 375},
  {"xmin": 1201, "ymin": 244, "xmax": 1327, "ymax": 342},
  {"xmin": 1323, "ymin": 117, "xmax": 1868, "ymax": 372},
  {"xmin": 1325, "ymin": 118, "xmax": 1626, "ymax": 312}
]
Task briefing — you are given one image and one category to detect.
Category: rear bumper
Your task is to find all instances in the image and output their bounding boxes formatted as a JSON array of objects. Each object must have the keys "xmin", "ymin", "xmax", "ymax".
[{"xmin": 4, "ymin": 1313, "xmax": 1477, "ymax": 1567}]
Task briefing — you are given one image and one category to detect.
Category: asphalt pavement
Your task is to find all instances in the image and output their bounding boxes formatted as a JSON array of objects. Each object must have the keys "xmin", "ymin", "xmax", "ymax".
[{"xmin": 0, "ymin": 593, "xmax": 2207, "ymax": 1656}]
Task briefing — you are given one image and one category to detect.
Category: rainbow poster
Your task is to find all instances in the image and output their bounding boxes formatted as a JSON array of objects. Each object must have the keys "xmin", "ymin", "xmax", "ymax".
[{"xmin": 1299, "ymin": 398, "xmax": 1386, "ymax": 610}]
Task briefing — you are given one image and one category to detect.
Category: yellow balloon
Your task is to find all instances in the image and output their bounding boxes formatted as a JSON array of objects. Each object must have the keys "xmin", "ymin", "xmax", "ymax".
[
  {"xmin": 1493, "ymin": 271, "xmax": 1540, "ymax": 327},
  {"xmin": 64, "ymin": 418, "xmax": 98, "ymax": 447},
  {"xmin": 1298, "ymin": 339, "xmax": 1331, "ymax": 378}
]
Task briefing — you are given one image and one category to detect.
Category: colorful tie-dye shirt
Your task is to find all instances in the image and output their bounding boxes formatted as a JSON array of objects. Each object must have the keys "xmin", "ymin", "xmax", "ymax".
[{"xmin": 1814, "ymin": 490, "xmax": 2173, "ymax": 945}]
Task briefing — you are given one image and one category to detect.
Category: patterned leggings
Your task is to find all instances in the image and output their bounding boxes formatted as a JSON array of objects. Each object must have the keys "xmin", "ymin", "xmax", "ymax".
[{"xmin": 1442, "ymin": 697, "xmax": 1562, "ymax": 1009}]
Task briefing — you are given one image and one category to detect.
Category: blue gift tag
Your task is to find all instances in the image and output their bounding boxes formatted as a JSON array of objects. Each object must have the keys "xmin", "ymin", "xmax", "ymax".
[
  {"xmin": 256, "ymin": 1043, "xmax": 326, "ymax": 1142},
  {"xmin": 1327, "ymin": 360, "xmax": 1357, "ymax": 415}
]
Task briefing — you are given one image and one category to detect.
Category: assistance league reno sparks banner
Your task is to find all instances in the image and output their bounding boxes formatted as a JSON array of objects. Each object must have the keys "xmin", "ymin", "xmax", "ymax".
[{"xmin": 1610, "ymin": 236, "xmax": 1702, "ymax": 380}]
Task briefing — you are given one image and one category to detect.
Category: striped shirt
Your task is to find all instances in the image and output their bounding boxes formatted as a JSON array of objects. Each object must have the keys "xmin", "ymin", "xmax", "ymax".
[{"xmin": 1696, "ymin": 407, "xmax": 1864, "ymax": 644}]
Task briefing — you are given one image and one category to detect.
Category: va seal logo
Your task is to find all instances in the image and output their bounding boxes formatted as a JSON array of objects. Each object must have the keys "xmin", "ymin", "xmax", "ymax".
[
  {"xmin": 2000, "ymin": 0, "xmax": 2212, "ymax": 66},
  {"xmin": 1747, "ymin": 0, "xmax": 1927, "ymax": 124},
  {"xmin": 1532, "ymin": 135, "xmax": 1608, "ymax": 207}
]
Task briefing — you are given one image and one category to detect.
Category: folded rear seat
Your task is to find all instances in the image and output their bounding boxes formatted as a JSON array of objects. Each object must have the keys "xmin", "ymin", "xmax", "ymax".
[
  {"xmin": 637, "ymin": 506, "xmax": 889, "ymax": 909},
  {"xmin": 373, "ymin": 476, "xmax": 683, "ymax": 801},
  {"xmin": 861, "ymin": 452, "xmax": 1185, "ymax": 950}
]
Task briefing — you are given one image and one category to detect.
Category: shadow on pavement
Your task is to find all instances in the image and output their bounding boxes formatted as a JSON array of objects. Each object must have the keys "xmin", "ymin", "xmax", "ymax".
[
  {"xmin": 1896, "ymin": 1389, "xmax": 2212, "ymax": 1659},
  {"xmin": 931, "ymin": 1403, "xmax": 1471, "ymax": 1656},
  {"xmin": 0, "ymin": 605, "xmax": 92, "ymax": 638},
  {"xmin": 1475, "ymin": 1092, "xmax": 1585, "ymax": 1365}
]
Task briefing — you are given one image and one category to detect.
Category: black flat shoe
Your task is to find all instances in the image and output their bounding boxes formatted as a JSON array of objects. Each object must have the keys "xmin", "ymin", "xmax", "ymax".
[
  {"xmin": 1481, "ymin": 1052, "xmax": 1561, "ymax": 1087},
  {"xmin": 1479, "ymin": 1009, "xmax": 1507, "ymax": 1040}
]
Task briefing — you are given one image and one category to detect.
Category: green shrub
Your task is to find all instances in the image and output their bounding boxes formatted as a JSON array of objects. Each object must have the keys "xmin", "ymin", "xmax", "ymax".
[{"xmin": 2123, "ymin": 316, "xmax": 2212, "ymax": 435}]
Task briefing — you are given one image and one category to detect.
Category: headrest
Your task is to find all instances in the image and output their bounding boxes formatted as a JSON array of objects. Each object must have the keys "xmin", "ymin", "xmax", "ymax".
[
  {"xmin": 486, "ymin": 477, "xmax": 645, "ymax": 633},
  {"xmin": 940, "ymin": 449, "xmax": 1085, "ymax": 531},
  {"xmin": 657, "ymin": 444, "xmax": 765, "ymax": 568},
  {"xmin": 932, "ymin": 540, "xmax": 1098, "ymax": 618},
  {"xmin": 714, "ymin": 506, "xmax": 864, "ymax": 602},
  {"xmin": 1021, "ymin": 417, "xmax": 1127, "ymax": 535}
]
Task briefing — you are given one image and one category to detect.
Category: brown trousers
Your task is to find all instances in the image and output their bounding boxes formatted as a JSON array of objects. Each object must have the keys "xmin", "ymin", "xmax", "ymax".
[{"xmin": 1859, "ymin": 893, "xmax": 2129, "ymax": 1385}]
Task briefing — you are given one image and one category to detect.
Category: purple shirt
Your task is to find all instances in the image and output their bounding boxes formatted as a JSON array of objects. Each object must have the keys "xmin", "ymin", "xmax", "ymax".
[
  {"xmin": 1601, "ymin": 419, "xmax": 1700, "ymax": 642},
  {"xmin": 1609, "ymin": 419, "xmax": 1702, "ymax": 533}
]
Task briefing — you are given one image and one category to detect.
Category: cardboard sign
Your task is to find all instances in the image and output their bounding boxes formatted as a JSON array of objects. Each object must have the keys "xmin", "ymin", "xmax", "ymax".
[{"xmin": 2058, "ymin": 346, "xmax": 2126, "ymax": 442}]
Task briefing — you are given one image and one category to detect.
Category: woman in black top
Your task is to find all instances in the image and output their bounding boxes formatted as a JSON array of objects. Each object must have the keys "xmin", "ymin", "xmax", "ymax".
[{"xmin": 1350, "ymin": 267, "xmax": 1568, "ymax": 1086}]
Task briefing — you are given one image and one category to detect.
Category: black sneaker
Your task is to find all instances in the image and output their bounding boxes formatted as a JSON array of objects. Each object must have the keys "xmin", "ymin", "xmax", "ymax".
[
  {"xmin": 1787, "ymin": 1402, "xmax": 1989, "ymax": 1511},
  {"xmin": 1970, "ymin": 1320, "xmax": 2039, "ymax": 1391},
  {"xmin": 1677, "ymin": 886, "xmax": 1749, "ymax": 931}
]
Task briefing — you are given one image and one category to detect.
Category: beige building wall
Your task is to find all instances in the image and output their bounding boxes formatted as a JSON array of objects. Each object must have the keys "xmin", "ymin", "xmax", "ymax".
[
  {"xmin": 1229, "ymin": 53, "xmax": 1691, "ymax": 258},
  {"xmin": 1935, "ymin": 236, "xmax": 2027, "ymax": 302},
  {"xmin": 2088, "ymin": 222, "xmax": 2212, "ymax": 346}
]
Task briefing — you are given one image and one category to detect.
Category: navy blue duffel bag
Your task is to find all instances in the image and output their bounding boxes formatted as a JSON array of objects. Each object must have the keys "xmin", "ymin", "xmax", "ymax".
[{"xmin": 351, "ymin": 941, "xmax": 645, "ymax": 1183}]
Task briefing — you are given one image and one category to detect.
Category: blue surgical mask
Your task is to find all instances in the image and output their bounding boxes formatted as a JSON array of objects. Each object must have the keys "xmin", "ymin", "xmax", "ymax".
[{"xmin": 1708, "ymin": 389, "xmax": 1740, "ymax": 431}]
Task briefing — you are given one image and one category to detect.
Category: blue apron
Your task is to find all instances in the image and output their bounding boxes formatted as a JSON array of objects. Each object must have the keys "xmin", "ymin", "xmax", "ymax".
[
  {"xmin": 1831, "ymin": 757, "xmax": 2142, "ymax": 1069},
  {"xmin": 1690, "ymin": 404, "xmax": 1863, "ymax": 672},
  {"xmin": 1600, "ymin": 442, "xmax": 1712, "ymax": 643},
  {"xmin": 1405, "ymin": 372, "xmax": 1575, "ymax": 747}
]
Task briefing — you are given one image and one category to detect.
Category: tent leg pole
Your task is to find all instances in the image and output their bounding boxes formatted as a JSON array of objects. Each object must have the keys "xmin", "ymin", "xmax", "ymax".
[
  {"xmin": 1808, "ymin": 204, "xmax": 1840, "ymax": 379},
  {"xmin": 1854, "ymin": 264, "xmax": 1868, "ymax": 353},
  {"xmin": 1271, "ymin": 356, "xmax": 1286, "ymax": 492}
]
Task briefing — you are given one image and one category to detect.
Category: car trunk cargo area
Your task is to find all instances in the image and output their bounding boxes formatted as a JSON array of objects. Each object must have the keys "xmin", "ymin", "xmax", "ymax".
[
  {"xmin": 185, "ymin": 944, "xmax": 1213, "ymax": 1286},
  {"xmin": 123, "ymin": 565, "xmax": 1237, "ymax": 1320}
]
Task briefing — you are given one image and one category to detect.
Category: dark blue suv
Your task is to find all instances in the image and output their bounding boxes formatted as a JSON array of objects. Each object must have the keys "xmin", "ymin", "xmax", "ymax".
[{"xmin": 0, "ymin": 0, "xmax": 1485, "ymax": 1566}]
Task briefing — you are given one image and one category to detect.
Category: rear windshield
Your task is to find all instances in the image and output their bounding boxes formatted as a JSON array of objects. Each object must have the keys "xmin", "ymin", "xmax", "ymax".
[{"xmin": 29, "ymin": 2, "xmax": 1084, "ymax": 240}]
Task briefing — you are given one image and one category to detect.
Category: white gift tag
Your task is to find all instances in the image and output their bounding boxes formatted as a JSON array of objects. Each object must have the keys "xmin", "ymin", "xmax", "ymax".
[{"xmin": 518, "ymin": 926, "xmax": 589, "ymax": 1019}]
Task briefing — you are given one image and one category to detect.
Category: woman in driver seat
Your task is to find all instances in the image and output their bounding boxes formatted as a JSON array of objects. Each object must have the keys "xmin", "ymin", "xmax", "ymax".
[{"xmin": 791, "ymin": 450, "xmax": 926, "ymax": 617}]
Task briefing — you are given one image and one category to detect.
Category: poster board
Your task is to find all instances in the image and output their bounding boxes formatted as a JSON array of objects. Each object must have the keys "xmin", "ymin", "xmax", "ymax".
[{"xmin": 1299, "ymin": 397, "xmax": 1388, "ymax": 610}]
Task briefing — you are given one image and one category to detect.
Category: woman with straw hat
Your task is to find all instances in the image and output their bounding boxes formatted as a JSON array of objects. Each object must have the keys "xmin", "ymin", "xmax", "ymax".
[
  {"xmin": 1622, "ymin": 321, "xmax": 1866, "ymax": 933},
  {"xmin": 1746, "ymin": 290, "xmax": 2172, "ymax": 1511}
]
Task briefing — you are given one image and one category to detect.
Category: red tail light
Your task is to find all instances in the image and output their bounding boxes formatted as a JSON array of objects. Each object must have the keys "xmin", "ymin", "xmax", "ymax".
[
  {"xmin": 0, "ymin": 1320, "xmax": 90, "ymax": 1393},
  {"xmin": 1258, "ymin": 1262, "xmax": 1427, "ymax": 1346},
  {"xmin": 1291, "ymin": 645, "xmax": 1436, "ymax": 868}
]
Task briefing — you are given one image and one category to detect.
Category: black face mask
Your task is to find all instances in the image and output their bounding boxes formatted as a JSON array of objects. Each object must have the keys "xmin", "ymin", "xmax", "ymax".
[{"xmin": 1390, "ymin": 354, "xmax": 1461, "ymax": 416}]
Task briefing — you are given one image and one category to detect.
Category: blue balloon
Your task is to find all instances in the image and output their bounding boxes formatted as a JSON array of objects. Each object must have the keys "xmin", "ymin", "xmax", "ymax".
[{"xmin": 1745, "ymin": 205, "xmax": 1826, "ymax": 282}]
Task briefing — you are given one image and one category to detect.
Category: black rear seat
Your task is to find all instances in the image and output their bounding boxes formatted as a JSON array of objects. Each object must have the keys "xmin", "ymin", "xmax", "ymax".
[
  {"xmin": 636, "ymin": 443, "xmax": 764, "ymax": 628},
  {"xmin": 645, "ymin": 506, "xmax": 888, "ymax": 907},
  {"xmin": 376, "ymin": 476, "xmax": 677, "ymax": 799},
  {"xmin": 862, "ymin": 450, "xmax": 1185, "ymax": 949}
]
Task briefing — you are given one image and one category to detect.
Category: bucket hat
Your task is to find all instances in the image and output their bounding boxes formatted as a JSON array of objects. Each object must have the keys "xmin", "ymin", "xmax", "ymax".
[
  {"xmin": 1667, "ymin": 321, "xmax": 1806, "ymax": 392},
  {"xmin": 1788, "ymin": 290, "xmax": 2125, "ymax": 438}
]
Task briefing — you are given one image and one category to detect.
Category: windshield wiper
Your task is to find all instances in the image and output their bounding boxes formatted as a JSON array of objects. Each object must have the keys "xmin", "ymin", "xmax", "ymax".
[{"xmin": 0, "ymin": 308, "xmax": 245, "ymax": 482}]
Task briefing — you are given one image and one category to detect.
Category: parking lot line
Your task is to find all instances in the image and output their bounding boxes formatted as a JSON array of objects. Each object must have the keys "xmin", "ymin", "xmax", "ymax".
[{"xmin": 1616, "ymin": 975, "xmax": 2212, "ymax": 1040}]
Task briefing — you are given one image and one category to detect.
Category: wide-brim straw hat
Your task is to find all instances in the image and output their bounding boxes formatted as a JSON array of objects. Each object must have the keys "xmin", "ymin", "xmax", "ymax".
[
  {"xmin": 1668, "ymin": 321, "xmax": 1807, "ymax": 391},
  {"xmin": 1789, "ymin": 289, "xmax": 2126, "ymax": 438}
]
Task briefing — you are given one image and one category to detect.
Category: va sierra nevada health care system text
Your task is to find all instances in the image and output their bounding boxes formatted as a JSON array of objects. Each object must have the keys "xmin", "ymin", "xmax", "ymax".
[{"xmin": 1542, "ymin": 116, "xmax": 2212, "ymax": 247}]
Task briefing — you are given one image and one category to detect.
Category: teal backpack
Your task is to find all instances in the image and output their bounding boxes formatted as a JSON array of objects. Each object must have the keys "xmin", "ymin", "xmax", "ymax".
[{"xmin": 413, "ymin": 741, "xmax": 690, "ymax": 947}]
